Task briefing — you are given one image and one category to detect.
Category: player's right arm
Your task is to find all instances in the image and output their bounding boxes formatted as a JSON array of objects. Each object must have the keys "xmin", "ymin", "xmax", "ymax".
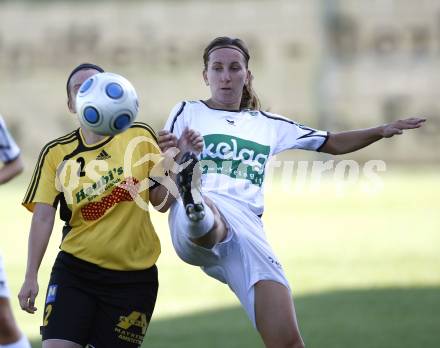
[{"xmin": 18, "ymin": 203, "xmax": 56, "ymax": 314}]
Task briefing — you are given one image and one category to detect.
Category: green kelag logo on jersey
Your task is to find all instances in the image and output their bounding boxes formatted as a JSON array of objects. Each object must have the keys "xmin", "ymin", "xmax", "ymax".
[{"xmin": 201, "ymin": 134, "xmax": 270, "ymax": 186}]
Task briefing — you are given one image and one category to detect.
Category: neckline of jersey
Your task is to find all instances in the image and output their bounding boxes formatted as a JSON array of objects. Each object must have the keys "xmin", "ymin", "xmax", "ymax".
[
  {"xmin": 199, "ymin": 100, "xmax": 243, "ymax": 113},
  {"xmin": 78, "ymin": 128, "xmax": 113, "ymax": 148}
]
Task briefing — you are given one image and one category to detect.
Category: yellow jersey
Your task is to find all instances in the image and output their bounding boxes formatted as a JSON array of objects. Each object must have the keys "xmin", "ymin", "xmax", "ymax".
[{"xmin": 23, "ymin": 122, "xmax": 163, "ymax": 271}]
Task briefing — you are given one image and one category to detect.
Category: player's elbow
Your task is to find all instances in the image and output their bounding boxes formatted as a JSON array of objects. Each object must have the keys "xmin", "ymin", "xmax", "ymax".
[
  {"xmin": 319, "ymin": 133, "xmax": 358, "ymax": 155},
  {"xmin": 319, "ymin": 137, "xmax": 342, "ymax": 155},
  {"xmin": 0, "ymin": 156, "xmax": 24, "ymax": 184},
  {"xmin": 320, "ymin": 146, "xmax": 341, "ymax": 155},
  {"xmin": 151, "ymin": 200, "xmax": 172, "ymax": 213},
  {"xmin": 151, "ymin": 198, "xmax": 164, "ymax": 212},
  {"xmin": 156, "ymin": 204, "xmax": 170, "ymax": 213},
  {"xmin": 14, "ymin": 156, "xmax": 24, "ymax": 175},
  {"xmin": 149, "ymin": 187, "xmax": 173, "ymax": 213}
]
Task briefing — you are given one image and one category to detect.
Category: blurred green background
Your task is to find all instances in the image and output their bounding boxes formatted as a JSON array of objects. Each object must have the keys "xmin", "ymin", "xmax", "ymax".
[
  {"xmin": 1, "ymin": 0, "xmax": 440, "ymax": 347},
  {"xmin": 2, "ymin": 171, "xmax": 440, "ymax": 347}
]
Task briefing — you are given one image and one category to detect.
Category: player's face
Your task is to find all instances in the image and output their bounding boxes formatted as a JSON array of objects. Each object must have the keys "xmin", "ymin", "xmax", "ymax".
[
  {"xmin": 203, "ymin": 48, "xmax": 250, "ymax": 110},
  {"xmin": 67, "ymin": 69, "xmax": 101, "ymax": 113}
]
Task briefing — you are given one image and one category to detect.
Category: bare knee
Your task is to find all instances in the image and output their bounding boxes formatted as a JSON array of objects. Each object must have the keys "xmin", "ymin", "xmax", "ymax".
[
  {"xmin": 290, "ymin": 337, "xmax": 305, "ymax": 348},
  {"xmin": 275, "ymin": 339, "xmax": 305, "ymax": 348},
  {"xmin": 272, "ymin": 330, "xmax": 305, "ymax": 348},
  {"xmin": 284, "ymin": 330, "xmax": 305, "ymax": 348},
  {"xmin": 292, "ymin": 341, "xmax": 305, "ymax": 348}
]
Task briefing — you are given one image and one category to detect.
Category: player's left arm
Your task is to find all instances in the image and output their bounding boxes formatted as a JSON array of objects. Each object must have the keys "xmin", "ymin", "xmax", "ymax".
[
  {"xmin": 319, "ymin": 117, "xmax": 426, "ymax": 155},
  {"xmin": 0, "ymin": 155, "xmax": 24, "ymax": 184}
]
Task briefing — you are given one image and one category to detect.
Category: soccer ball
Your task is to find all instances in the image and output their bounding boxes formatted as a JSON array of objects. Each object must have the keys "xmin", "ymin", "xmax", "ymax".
[{"xmin": 76, "ymin": 72, "xmax": 139, "ymax": 136}]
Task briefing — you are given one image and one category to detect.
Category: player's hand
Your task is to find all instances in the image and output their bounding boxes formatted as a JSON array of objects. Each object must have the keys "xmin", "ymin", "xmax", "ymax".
[
  {"xmin": 177, "ymin": 127, "xmax": 204, "ymax": 155},
  {"xmin": 158, "ymin": 130, "xmax": 178, "ymax": 153},
  {"xmin": 381, "ymin": 117, "xmax": 426, "ymax": 138},
  {"xmin": 18, "ymin": 277, "xmax": 39, "ymax": 314}
]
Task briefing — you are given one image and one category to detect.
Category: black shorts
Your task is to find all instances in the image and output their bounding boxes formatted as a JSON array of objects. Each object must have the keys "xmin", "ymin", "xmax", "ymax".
[{"xmin": 41, "ymin": 251, "xmax": 158, "ymax": 348}]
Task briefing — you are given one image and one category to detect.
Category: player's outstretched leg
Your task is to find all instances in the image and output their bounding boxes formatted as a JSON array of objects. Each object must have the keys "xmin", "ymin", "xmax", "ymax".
[
  {"xmin": 175, "ymin": 152, "xmax": 228, "ymax": 248},
  {"xmin": 177, "ymin": 152, "xmax": 205, "ymax": 222}
]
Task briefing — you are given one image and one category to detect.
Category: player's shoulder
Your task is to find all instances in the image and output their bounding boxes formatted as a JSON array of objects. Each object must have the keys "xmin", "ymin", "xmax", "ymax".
[
  {"xmin": 129, "ymin": 122, "xmax": 157, "ymax": 141},
  {"xmin": 186, "ymin": 100, "xmax": 202, "ymax": 107},
  {"xmin": 258, "ymin": 110, "xmax": 297, "ymax": 125},
  {"xmin": 167, "ymin": 100, "xmax": 200, "ymax": 132},
  {"xmin": 33, "ymin": 129, "xmax": 79, "ymax": 166},
  {"xmin": 170, "ymin": 100, "xmax": 202, "ymax": 115},
  {"xmin": 41, "ymin": 129, "xmax": 79, "ymax": 154}
]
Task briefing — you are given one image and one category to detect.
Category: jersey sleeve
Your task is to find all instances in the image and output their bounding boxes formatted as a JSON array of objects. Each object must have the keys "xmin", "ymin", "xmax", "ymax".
[
  {"xmin": 264, "ymin": 112, "xmax": 329, "ymax": 154},
  {"xmin": 22, "ymin": 145, "xmax": 61, "ymax": 212},
  {"xmin": 0, "ymin": 116, "xmax": 21, "ymax": 164},
  {"xmin": 163, "ymin": 101, "xmax": 187, "ymax": 138}
]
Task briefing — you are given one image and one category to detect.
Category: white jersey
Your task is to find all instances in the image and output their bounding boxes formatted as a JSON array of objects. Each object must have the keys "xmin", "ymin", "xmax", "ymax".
[
  {"xmin": 164, "ymin": 100, "xmax": 328, "ymax": 216},
  {"xmin": 0, "ymin": 115, "xmax": 20, "ymax": 164}
]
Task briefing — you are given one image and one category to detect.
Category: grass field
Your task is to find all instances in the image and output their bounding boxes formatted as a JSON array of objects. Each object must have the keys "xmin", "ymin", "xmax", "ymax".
[{"xmin": 1, "ymin": 166, "xmax": 439, "ymax": 347}]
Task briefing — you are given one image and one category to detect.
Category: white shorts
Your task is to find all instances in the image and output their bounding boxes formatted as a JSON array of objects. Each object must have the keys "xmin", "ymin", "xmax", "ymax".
[
  {"xmin": 0, "ymin": 255, "xmax": 10, "ymax": 298},
  {"xmin": 169, "ymin": 192, "xmax": 291, "ymax": 327}
]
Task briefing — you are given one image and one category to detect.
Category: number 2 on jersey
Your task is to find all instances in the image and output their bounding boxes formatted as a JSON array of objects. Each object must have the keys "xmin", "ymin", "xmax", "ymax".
[{"xmin": 77, "ymin": 157, "xmax": 86, "ymax": 177}]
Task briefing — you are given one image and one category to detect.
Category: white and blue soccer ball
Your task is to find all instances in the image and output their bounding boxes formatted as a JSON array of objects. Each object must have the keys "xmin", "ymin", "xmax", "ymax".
[{"xmin": 76, "ymin": 72, "xmax": 139, "ymax": 136}]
